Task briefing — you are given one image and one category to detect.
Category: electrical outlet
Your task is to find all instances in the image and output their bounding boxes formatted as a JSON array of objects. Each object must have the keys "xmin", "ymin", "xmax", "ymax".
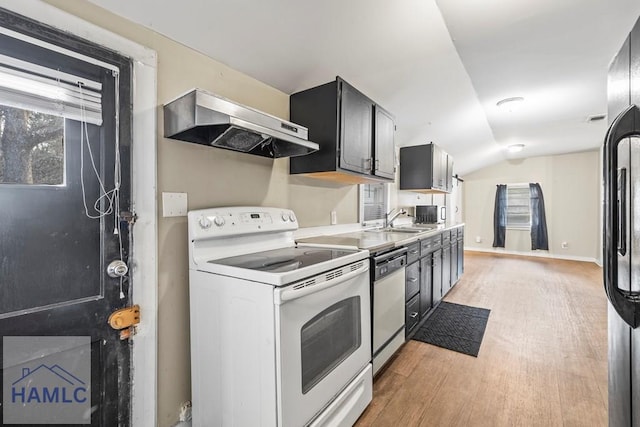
[
  {"xmin": 330, "ymin": 211, "xmax": 337, "ymax": 225},
  {"xmin": 475, "ymin": 236, "xmax": 482, "ymax": 244},
  {"xmin": 561, "ymin": 241, "xmax": 569, "ymax": 249}
]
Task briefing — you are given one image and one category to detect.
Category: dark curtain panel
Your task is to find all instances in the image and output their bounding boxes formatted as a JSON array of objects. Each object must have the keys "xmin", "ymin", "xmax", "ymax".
[
  {"xmin": 530, "ymin": 183, "xmax": 549, "ymax": 250},
  {"xmin": 492, "ymin": 184, "xmax": 507, "ymax": 247}
]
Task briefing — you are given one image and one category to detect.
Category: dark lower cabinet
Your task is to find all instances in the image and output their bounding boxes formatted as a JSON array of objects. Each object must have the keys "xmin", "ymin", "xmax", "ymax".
[
  {"xmin": 419, "ymin": 254, "xmax": 432, "ymax": 317},
  {"xmin": 432, "ymin": 249, "xmax": 443, "ymax": 305},
  {"xmin": 405, "ymin": 227, "xmax": 464, "ymax": 340},
  {"xmin": 406, "ymin": 261, "xmax": 420, "ymax": 300},
  {"xmin": 451, "ymin": 240, "xmax": 459, "ymax": 286},
  {"xmin": 406, "ymin": 294, "xmax": 420, "ymax": 334},
  {"xmin": 457, "ymin": 232, "xmax": 464, "ymax": 279},
  {"xmin": 442, "ymin": 243, "xmax": 451, "ymax": 295}
]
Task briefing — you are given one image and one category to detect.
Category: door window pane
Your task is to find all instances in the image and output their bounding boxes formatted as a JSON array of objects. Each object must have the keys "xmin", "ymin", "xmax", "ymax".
[
  {"xmin": 301, "ymin": 296, "xmax": 361, "ymax": 394},
  {"xmin": 0, "ymin": 104, "xmax": 64, "ymax": 185}
]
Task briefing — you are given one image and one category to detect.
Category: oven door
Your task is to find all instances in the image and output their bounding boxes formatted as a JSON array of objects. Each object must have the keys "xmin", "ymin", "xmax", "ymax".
[{"xmin": 274, "ymin": 260, "xmax": 371, "ymax": 427}]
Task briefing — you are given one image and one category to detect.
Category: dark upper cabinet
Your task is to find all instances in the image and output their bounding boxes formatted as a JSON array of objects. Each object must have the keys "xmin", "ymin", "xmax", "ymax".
[
  {"xmin": 432, "ymin": 144, "xmax": 445, "ymax": 190},
  {"xmin": 399, "ymin": 142, "xmax": 453, "ymax": 193},
  {"xmin": 290, "ymin": 77, "xmax": 395, "ymax": 184},
  {"xmin": 374, "ymin": 106, "xmax": 395, "ymax": 179},
  {"xmin": 340, "ymin": 83, "xmax": 372, "ymax": 174},
  {"xmin": 446, "ymin": 154, "xmax": 454, "ymax": 193}
]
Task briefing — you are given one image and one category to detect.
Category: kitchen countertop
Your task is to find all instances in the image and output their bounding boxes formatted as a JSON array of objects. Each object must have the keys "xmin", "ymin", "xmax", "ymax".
[{"xmin": 296, "ymin": 223, "xmax": 464, "ymax": 253}]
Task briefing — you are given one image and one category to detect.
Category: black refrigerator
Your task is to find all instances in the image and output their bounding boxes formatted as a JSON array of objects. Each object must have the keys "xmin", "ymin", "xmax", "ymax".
[{"xmin": 605, "ymin": 16, "xmax": 640, "ymax": 427}]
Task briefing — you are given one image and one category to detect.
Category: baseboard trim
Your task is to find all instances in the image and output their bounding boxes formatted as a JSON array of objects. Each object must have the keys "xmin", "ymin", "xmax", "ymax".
[{"xmin": 464, "ymin": 246, "xmax": 599, "ymax": 265}]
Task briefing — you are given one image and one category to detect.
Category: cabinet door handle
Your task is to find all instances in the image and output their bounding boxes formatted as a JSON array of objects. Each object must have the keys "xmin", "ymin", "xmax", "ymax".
[
  {"xmin": 410, "ymin": 250, "xmax": 419, "ymax": 254},
  {"xmin": 408, "ymin": 278, "xmax": 418, "ymax": 282},
  {"xmin": 409, "ymin": 312, "xmax": 419, "ymax": 319}
]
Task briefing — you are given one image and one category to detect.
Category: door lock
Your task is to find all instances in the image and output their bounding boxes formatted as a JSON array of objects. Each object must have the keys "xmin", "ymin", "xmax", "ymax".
[
  {"xmin": 108, "ymin": 305, "xmax": 140, "ymax": 340},
  {"xmin": 107, "ymin": 260, "xmax": 128, "ymax": 278}
]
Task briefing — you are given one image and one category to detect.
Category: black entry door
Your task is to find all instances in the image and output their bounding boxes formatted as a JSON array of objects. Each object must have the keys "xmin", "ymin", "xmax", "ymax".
[{"xmin": 0, "ymin": 10, "xmax": 132, "ymax": 426}]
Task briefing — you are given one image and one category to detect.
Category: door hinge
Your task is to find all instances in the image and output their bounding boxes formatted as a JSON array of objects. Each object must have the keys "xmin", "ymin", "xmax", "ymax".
[
  {"xmin": 120, "ymin": 211, "xmax": 138, "ymax": 225},
  {"xmin": 108, "ymin": 304, "xmax": 140, "ymax": 340}
]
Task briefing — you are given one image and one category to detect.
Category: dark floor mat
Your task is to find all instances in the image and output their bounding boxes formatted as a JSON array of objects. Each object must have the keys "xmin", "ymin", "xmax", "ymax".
[{"xmin": 411, "ymin": 301, "xmax": 490, "ymax": 357}]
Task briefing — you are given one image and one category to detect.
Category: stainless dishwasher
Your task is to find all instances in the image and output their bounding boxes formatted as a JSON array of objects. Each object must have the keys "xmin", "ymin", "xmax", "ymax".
[{"xmin": 372, "ymin": 247, "xmax": 407, "ymax": 374}]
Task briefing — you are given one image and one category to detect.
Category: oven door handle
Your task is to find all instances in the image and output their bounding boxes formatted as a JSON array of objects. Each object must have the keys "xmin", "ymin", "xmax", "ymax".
[{"xmin": 275, "ymin": 264, "xmax": 369, "ymax": 304}]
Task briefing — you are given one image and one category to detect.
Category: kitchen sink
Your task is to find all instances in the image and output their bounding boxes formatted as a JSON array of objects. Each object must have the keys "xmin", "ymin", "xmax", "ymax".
[
  {"xmin": 365, "ymin": 227, "xmax": 423, "ymax": 234},
  {"xmin": 394, "ymin": 225, "xmax": 437, "ymax": 231}
]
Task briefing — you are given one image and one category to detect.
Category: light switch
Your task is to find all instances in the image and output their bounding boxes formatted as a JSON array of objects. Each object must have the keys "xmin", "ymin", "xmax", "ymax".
[{"xmin": 162, "ymin": 192, "xmax": 188, "ymax": 217}]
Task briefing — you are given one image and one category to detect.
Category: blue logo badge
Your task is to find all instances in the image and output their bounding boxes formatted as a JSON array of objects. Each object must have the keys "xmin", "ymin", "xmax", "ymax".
[{"xmin": 3, "ymin": 336, "xmax": 91, "ymax": 424}]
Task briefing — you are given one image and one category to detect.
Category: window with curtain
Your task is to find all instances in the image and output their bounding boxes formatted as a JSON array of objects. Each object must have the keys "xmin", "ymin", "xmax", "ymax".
[
  {"xmin": 493, "ymin": 183, "xmax": 548, "ymax": 250},
  {"xmin": 506, "ymin": 184, "xmax": 531, "ymax": 229}
]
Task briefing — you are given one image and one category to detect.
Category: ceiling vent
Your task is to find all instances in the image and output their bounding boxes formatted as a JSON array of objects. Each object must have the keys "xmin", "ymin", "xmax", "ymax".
[{"xmin": 587, "ymin": 114, "xmax": 607, "ymax": 122}]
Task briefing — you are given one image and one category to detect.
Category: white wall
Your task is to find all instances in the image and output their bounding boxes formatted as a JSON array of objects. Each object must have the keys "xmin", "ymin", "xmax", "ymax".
[
  {"xmin": 463, "ymin": 150, "xmax": 600, "ymax": 262},
  {"xmin": 41, "ymin": 1, "xmax": 358, "ymax": 425},
  {"xmin": 396, "ymin": 180, "xmax": 462, "ymax": 226}
]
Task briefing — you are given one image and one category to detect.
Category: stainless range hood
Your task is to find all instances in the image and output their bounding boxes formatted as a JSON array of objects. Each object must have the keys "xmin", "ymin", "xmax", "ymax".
[{"xmin": 163, "ymin": 89, "xmax": 319, "ymax": 158}]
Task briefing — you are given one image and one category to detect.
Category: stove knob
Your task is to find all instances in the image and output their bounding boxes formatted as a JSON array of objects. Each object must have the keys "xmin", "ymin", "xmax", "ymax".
[
  {"xmin": 198, "ymin": 216, "xmax": 212, "ymax": 229},
  {"xmin": 281, "ymin": 212, "xmax": 289, "ymax": 222},
  {"xmin": 289, "ymin": 213, "xmax": 296, "ymax": 222},
  {"xmin": 213, "ymin": 216, "xmax": 226, "ymax": 227}
]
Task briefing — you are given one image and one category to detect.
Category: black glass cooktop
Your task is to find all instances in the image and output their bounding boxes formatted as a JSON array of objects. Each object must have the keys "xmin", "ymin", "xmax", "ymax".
[{"xmin": 209, "ymin": 246, "xmax": 359, "ymax": 273}]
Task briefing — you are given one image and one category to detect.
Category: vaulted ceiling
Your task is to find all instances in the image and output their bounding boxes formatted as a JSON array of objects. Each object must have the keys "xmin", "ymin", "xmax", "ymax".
[{"xmin": 89, "ymin": 0, "xmax": 640, "ymax": 174}]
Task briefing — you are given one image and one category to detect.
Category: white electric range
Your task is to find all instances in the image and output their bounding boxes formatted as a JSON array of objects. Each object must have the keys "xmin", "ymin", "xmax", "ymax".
[{"xmin": 188, "ymin": 207, "xmax": 372, "ymax": 427}]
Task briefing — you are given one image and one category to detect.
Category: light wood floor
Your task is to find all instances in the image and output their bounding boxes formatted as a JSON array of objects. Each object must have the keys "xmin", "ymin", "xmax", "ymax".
[{"xmin": 356, "ymin": 251, "xmax": 607, "ymax": 427}]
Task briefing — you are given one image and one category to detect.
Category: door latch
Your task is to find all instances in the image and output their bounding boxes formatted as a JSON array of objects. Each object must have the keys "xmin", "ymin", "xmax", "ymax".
[
  {"xmin": 120, "ymin": 211, "xmax": 138, "ymax": 225},
  {"xmin": 108, "ymin": 305, "xmax": 140, "ymax": 340}
]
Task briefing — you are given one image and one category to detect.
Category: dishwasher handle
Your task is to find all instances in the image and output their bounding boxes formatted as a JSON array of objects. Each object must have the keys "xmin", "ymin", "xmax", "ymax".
[
  {"xmin": 374, "ymin": 257, "xmax": 406, "ymax": 281},
  {"xmin": 373, "ymin": 247, "xmax": 408, "ymax": 264}
]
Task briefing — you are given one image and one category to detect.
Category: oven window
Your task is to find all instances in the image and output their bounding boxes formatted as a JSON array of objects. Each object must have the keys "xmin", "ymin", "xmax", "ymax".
[{"xmin": 301, "ymin": 296, "xmax": 361, "ymax": 394}]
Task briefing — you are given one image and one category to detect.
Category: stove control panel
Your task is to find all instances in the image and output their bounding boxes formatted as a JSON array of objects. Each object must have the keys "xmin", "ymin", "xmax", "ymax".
[{"xmin": 189, "ymin": 207, "xmax": 298, "ymax": 240}]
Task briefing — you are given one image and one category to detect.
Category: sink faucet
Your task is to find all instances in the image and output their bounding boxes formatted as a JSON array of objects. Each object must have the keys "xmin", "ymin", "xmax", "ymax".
[{"xmin": 385, "ymin": 208, "xmax": 407, "ymax": 228}]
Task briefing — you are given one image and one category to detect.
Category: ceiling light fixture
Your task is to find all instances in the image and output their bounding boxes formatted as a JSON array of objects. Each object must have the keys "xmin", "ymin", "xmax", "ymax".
[
  {"xmin": 496, "ymin": 96, "xmax": 525, "ymax": 112},
  {"xmin": 507, "ymin": 143, "xmax": 525, "ymax": 153}
]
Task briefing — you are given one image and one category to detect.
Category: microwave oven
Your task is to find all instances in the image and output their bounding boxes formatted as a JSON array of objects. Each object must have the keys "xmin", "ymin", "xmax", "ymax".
[{"xmin": 415, "ymin": 205, "xmax": 446, "ymax": 224}]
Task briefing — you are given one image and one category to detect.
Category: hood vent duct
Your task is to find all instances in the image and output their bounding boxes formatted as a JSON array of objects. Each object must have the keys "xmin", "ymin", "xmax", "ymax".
[{"xmin": 163, "ymin": 89, "xmax": 319, "ymax": 158}]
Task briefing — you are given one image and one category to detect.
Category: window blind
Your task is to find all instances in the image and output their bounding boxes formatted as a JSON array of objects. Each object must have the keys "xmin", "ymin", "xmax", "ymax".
[
  {"xmin": 0, "ymin": 53, "xmax": 102, "ymax": 125},
  {"xmin": 362, "ymin": 183, "xmax": 388, "ymax": 222},
  {"xmin": 506, "ymin": 185, "xmax": 531, "ymax": 228}
]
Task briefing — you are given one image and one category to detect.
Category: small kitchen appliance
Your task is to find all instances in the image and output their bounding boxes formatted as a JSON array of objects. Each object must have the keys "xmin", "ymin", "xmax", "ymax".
[
  {"xmin": 415, "ymin": 204, "xmax": 446, "ymax": 224},
  {"xmin": 188, "ymin": 207, "xmax": 372, "ymax": 427}
]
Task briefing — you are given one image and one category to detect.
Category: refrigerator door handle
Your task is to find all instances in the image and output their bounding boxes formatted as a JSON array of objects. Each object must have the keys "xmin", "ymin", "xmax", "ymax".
[
  {"xmin": 604, "ymin": 104, "xmax": 640, "ymax": 328},
  {"xmin": 618, "ymin": 167, "xmax": 627, "ymax": 256}
]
